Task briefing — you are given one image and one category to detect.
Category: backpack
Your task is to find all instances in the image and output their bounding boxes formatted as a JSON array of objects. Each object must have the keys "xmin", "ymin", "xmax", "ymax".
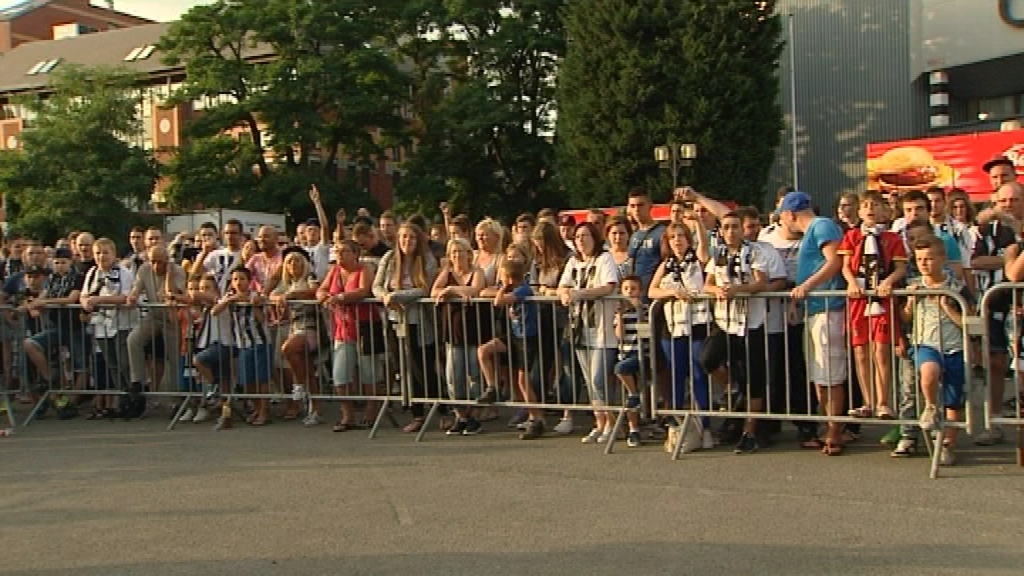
[{"xmin": 117, "ymin": 383, "xmax": 146, "ymax": 420}]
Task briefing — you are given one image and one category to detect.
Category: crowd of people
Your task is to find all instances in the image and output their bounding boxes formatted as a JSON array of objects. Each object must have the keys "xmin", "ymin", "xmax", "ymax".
[{"xmin": 2, "ymin": 157, "xmax": 1023, "ymax": 467}]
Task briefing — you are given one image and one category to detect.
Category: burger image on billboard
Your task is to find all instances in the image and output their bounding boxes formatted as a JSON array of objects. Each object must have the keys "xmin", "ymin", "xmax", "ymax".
[{"xmin": 873, "ymin": 146, "xmax": 938, "ymax": 187}]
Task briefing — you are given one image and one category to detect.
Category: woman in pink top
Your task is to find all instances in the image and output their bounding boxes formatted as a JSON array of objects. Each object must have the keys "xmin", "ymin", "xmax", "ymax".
[{"xmin": 318, "ymin": 239, "xmax": 384, "ymax": 431}]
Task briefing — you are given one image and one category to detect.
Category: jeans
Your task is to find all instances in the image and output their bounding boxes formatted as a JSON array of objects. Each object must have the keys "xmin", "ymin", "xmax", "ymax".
[
  {"xmin": 575, "ymin": 347, "xmax": 618, "ymax": 405},
  {"xmin": 445, "ymin": 344, "xmax": 481, "ymax": 402},
  {"xmin": 660, "ymin": 336, "xmax": 709, "ymax": 427}
]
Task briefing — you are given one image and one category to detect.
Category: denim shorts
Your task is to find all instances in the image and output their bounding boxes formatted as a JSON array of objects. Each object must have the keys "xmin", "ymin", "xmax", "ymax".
[
  {"xmin": 26, "ymin": 328, "xmax": 86, "ymax": 370},
  {"xmin": 194, "ymin": 343, "xmax": 235, "ymax": 383},
  {"xmin": 911, "ymin": 346, "xmax": 965, "ymax": 409},
  {"xmin": 237, "ymin": 345, "xmax": 272, "ymax": 388},
  {"xmin": 613, "ymin": 351, "xmax": 642, "ymax": 377}
]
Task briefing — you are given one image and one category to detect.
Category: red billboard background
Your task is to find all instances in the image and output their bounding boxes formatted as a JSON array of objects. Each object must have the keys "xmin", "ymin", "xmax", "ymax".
[{"xmin": 867, "ymin": 129, "xmax": 1024, "ymax": 203}]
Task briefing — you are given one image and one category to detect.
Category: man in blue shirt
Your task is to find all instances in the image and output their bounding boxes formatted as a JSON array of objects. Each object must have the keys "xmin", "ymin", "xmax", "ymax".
[
  {"xmin": 777, "ymin": 191, "xmax": 847, "ymax": 455},
  {"xmin": 625, "ymin": 188, "xmax": 665, "ymax": 298}
]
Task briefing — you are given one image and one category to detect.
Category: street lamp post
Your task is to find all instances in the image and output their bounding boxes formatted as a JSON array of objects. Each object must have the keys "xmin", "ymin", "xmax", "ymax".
[{"xmin": 654, "ymin": 142, "xmax": 698, "ymax": 190}]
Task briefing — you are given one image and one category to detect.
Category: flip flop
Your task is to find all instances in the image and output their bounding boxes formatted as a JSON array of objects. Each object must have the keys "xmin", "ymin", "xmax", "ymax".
[
  {"xmin": 822, "ymin": 442, "xmax": 844, "ymax": 456},
  {"xmin": 801, "ymin": 437, "xmax": 824, "ymax": 450}
]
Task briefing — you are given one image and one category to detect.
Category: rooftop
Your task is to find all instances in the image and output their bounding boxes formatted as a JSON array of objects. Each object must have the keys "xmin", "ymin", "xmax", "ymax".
[
  {"xmin": 0, "ymin": 21, "xmax": 275, "ymax": 94},
  {"xmin": 0, "ymin": 0, "xmax": 150, "ymax": 22}
]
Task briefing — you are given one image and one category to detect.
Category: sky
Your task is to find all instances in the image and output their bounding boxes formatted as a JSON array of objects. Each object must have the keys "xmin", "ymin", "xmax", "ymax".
[{"xmin": 0, "ymin": 0, "xmax": 215, "ymax": 22}]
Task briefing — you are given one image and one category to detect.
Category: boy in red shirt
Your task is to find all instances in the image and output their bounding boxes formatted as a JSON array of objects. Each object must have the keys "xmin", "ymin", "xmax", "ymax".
[{"xmin": 839, "ymin": 191, "xmax": 907, "ymax": 419}]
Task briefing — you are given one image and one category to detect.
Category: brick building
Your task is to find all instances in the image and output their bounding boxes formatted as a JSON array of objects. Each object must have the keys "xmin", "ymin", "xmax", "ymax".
[
  {"xmin": 0, "ymin": 0, "xmax": 151, "ymax": 52},
  {"xmin": 0, "ymin": 16, "xmax": 403, "ymax": 219}
]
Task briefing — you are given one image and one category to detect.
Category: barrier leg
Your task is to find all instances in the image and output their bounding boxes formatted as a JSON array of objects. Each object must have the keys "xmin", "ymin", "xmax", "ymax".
[
  {"xmin": 2, "ymin": 391, "xmax": 14, "ymax": 428},
  {"xmin": 166, "ymin": 394, "xmax": 195, "ymax": 432},
  {"xmin": 671, "ymin": 414, "xmax": 692, "ymax": 461},
  {"xmin": 21, "ymin": 389, "xmax": 52, "ymax": 427},
  {"xmin": 367, "ymin": 401, "xmax": 388, "ymax": 439},
  {"xmin": 1017, "ymin": 425, "xmax": 1023, "ymax": 467},
  {"xmin": 415, "ymin": 402, "xmax": 440, "ymax": 443},
  {"xmin": 603, "ymin": 408, "xmax": 626, "ymax": 455},
  {"xmin": 928, "ymin": 429, "xmax": 944, "ymax": 480}
]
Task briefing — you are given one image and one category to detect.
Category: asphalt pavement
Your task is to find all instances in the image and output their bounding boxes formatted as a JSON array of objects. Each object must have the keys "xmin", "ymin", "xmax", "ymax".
[{"xmin": 1, "ymin": 404, "xmax": 1023, "ymax": 576}]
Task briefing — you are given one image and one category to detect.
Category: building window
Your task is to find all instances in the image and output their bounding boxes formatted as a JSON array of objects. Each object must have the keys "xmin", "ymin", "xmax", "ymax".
[{"xmin": 967, "ymin": 95, "xmax": 1017, "ymax": 121}]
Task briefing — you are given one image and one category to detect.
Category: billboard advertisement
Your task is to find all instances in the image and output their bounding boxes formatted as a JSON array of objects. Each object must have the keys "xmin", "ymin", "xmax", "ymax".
[{"xmin": 866, "ymin": 129, "xmax": 1024, "ymax": 202}]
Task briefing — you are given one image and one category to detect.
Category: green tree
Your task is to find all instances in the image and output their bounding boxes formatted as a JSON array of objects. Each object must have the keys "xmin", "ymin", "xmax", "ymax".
[
  {"xmin": 395, "ymin": 0, "xmax": 569, "ymax": 221},
  {"xmin": 159, "ymin": 0, "xmax": 405, "ymax": 222},
  {"xmin": 0, "ymin": 66, "xmax": 158, "ymax": 244},
  {"xmin": 556, "ymin": 0, "xmax": 783, "ymax": 207}
]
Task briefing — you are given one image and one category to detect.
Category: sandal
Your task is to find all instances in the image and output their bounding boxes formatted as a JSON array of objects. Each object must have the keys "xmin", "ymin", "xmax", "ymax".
[
  {"xmin": 250, "ymin": 414, "xmax": 271, "ymax": 426},
  {"xmin": 801, "ymin": 437, "xmax": 825, "ymax": 450},
  {"xmin": 847, "ymin": 406, "xmax": 872, "ymax": 418},
  {"xmin": 333, "ymin": 422, "xmax": 350, "ymax": 432},
  {"xmin": 86, "ymin": 409, "xmax": 108, "ymax": 420},
  {"xmin": 822, "ymin": 442, "xmax": 844, "ymax": 456},
  {"xmin": 876, "ymin": 405, "xmax": 895, "ymax": 420},
  {"xmin": 403, "ymin": 418, "xmax": 424, "ymax": 433}
]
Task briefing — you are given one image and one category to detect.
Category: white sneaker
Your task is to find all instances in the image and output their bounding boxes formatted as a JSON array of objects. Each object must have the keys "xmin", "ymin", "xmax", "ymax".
[
  {"xmin": 939, "ymin": 444, "xmax": 956, "ymax": 466},
  {"xmin": 292, "ymin": 385, "xmax": 306, "ymax": 402},
  {"xmin": 303, "ymin": 412, "xmax": 321, "ymax": 427},
  {"xmin": 553, "ymin": 418, "xmax": 573, "ymax": 435},
  {"xmin": 974, "ymin": 427, "xmax": 1004, "ymax": 446},
  {"xmin": 919, "ymin": 404, "xmax": 939, "ymax": 432},
  {"xmin": 178, "ymin": 407, "xmax": 195, "ymax": 423},
  {"xmin": 596, "ymin": 429, "xmax": 613, "ymax": 444},
  {"xmin": 517, "ymin": 420, "xmax": 530, "ymax": 430},
  {"xmin": 192, "ymin": 406, "xmax": 211, "ymax": 423},
  {"xmin": 581, "ymin": 428, "xmax": 601, "ymax": 443},
  {"xmin": 701, "ymin": 429, "xmax": 715, "ymax": 450}
]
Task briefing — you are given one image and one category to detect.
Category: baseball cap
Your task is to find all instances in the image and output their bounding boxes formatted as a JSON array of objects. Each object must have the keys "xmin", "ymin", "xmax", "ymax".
[
  {"xmin": 774, "ymin": 191, "xmax": 812, "ymax": 217},
  {"xmin": 53, "ymin": 247, "xmax": 72, "ymax": 260},
  {"xmin": 558, "ymin": 214, "xmax": 576, "ymax": 227},
  {"xmin": 983, "ymin": 155, "xmax": 1014, "ymax": 173},
  {"xmin": 304, "ymin": 218, "xmax": 320, "ymax": 228}
]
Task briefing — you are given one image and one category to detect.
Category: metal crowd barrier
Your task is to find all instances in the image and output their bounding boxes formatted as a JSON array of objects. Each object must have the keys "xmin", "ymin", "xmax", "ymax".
[
  {"xmin": 647, "ymin": 288, "xmax": 975, "ymax": 479},
  {"xmin": 7, "ymin": 300, "xmax": 402, "ymax": 438},
  {"xmin": 3, "ymin": 284, "xmax": 1018, "ymax": 480},
  {"xmin": 978, "ymin": 283, "xmax": 1024, "ymax": 466},
  {"xmin": 405, "ymin": 295, "xmax": 631, "ymax": 449}
]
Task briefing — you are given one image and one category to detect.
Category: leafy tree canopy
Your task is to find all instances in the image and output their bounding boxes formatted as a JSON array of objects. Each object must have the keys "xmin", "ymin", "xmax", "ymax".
[
  {"xmin": 0, "ymin": 66, "xmax": 158, "ymax": 245},
  {"xmin": 556, "ymin": 0, "xmax": 783, "ymax": 208}
]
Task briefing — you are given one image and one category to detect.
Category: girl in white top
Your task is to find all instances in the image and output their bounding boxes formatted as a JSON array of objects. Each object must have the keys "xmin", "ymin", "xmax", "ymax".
[
  {"xmin": 558, "ymin": 221, "xmax": 621, "ymax": 444},
  {"xmin": 648, "ymin": 222, "xmax": 713, "ymax": 445}
]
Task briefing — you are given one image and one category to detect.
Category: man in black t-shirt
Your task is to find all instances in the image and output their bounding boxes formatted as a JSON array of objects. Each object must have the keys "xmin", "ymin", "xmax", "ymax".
[{"xmin": 24, "ymin": 248, "xmax": 85, "ymax": 388}]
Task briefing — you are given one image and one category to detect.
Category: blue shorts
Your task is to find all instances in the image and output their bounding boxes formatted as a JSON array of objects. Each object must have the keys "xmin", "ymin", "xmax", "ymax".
[
  {"xmin": 237, "ymin": 345, "xmax": 272, "ymax": 388},
  {"xmin": 26, "ymin": 328, "xmax": 86, "ymax": 370},
  {"xmin": 911, "ymin": 346, "xmax": 965, "ymax": 409},
  {"xmin": 179, "ymin": 357, "xmax": 202, "ymax": 393},
  {"xmin": 613, "ymin": 351, "xmax": 642, "ymax": 377},
  {"xmin": 194, "ymin": 343, "xmax": 235, "ymax": 383}
]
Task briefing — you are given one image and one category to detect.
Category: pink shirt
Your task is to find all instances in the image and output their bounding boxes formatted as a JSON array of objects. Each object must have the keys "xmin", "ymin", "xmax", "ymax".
[
  {"xmin": 323, "ymin": 264, "xmax": 379, "ymax": 342},
  {"xmin": 246, "ymin": 251, "xmax": 282, "ymax": 294}
]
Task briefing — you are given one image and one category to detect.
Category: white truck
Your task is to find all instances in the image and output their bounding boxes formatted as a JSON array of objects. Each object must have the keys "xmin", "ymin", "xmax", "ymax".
[{"xmin": 163, "ymin": 209, "xmax": 287, "ymax": 238}]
